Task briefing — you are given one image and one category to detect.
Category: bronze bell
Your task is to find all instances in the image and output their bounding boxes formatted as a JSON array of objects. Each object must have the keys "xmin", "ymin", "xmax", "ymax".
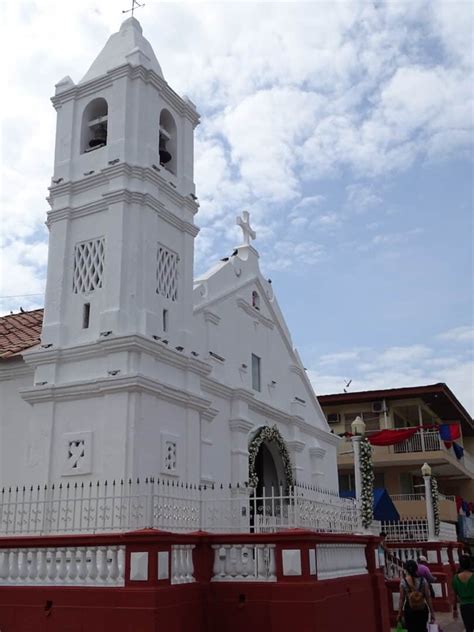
[
  {"xmin": 89, "ymin": 124, "xmax": 107, "ymax": 148},
  {"xmin": 159, "ymin": 135, "xmax": 172, "ymax": 165}
]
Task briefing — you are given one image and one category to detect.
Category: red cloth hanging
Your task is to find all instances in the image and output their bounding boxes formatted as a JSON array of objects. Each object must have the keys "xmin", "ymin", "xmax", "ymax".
[{"xmin": 368, "ymin": 427, "xmax": 419, "ymax": 446}]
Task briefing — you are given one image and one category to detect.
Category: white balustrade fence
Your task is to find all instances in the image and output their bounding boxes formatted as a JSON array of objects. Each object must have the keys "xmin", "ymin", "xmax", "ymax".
[
  {"xmin": 0, "ymin": 545, "xmax": 125, "ymax": 586},
  {"xmin": 171, "ymin": 545, "xmax": 195, "ymax": 584},
  {"xmin": 0, "ymin": 480, "xmax": 359, "ymax": 536},
  {"xmin": 316, "ymin": 543, "xmax": 368, "ymax": 580},
  {"xmin": 211, "ymin": 544, "xmax": 276, "ymax": 582},
  {"xmin": 382, "ymin": 519, "xmax": 457, "ymax": 542}
]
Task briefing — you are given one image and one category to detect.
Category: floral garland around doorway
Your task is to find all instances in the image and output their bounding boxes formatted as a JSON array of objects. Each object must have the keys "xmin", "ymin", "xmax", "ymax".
[
  {"xmin": 360, "ymin": 437, "xmax": 374, "ymax": 529},
  {"xmin": 430, "ymin": 476, "xmax": 440, "ymax": 536},
  {"xmin": 248, "ymin": 425, "xmax": 294, "ymax": 489}
]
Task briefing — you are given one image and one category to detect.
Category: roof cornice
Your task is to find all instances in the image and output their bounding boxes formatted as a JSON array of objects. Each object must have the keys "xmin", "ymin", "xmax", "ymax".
[
  {"xmin": 51, "ymin": 63, "xmax": 200, "ymax": 127},
  {"xmin": 20, "ymin": 373, "xmax": 212, "ymax": 412},
  {"xmin": 23, "ymin": 333, "xmax": 212, "ymax": 378}
]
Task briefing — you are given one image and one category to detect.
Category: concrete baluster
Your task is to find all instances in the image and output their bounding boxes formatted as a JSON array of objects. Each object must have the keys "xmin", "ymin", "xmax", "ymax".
[
  {"xmin": 88, "ymin": 548, "xmax": 98, "ymax": 581},
  {"xmin": 233, "ymin": 545, "xmax": 243, "ymax": 579},
  {"xmin": 78, "ymin": 548, "xmax": 88, "ymax": 581},
  {"xmin": 19, "ymin": 549, "xmax": 28, "ymax": 580},
  {"xmin": 212, "ymin": 546, "xmax": 220, "ymax": 579},
  {"xmin": 38, "ymin": 549, "xmax": 47, "ymax": 580},
  {"xmin": 240, "ymin": 546, "xmax": 250, "ymax": 578},
  {"xmin": 109, "ymin": 546, "xmax": 119, "ymax": 582},
  {"xmin": 117, "ymin": 547, "xmax": 125, "ymax": 580},
  {"xmin": 268, "ymin": 546, "xmax": 276, "ymax": 580},
  {"xmin": 0, "ymin": 551, "xmax": 9, "ymax": 580},
  {"xmin": 99, "ymin": 547, "xmax": 109, "ymax": 582},
  {"xmin": 10, "ymin": 549, "xmax": 19, "ymax": 580},
  {"xmin": 224, "ymin": 545, "xmax": 234, "ymax": 579},
  {"xmin": 58, "ymin": 548, "xmax": 68, "ymax": 580},
  {"xmin": 256, "ymin": 545, "xmax": 266, "ymax": 580},
  {"xmin": 28, "ymin": 549, "xmax": 38, "ymax": 581},
  {"xmin": 186, "ymin": 546, "xmax": 194, "ymax": 581},
  {"xmin": 172, "ymin": 547, "xmax": 180, "ymax": 583},
  {"xmin": 68, "ymin": 548, "xmax": 78, "ymax": 581},
  {"xmin": 47, "ymin": 549, "xmax": 57, "ymax": 581}
]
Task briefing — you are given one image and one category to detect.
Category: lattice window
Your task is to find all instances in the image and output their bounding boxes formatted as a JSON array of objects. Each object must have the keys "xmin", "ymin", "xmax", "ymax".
[
  {"xmin": 73, "ymin": 238, "xmax": 105, "ymax": 293},
  {"xmin": 164, "ymin": 441, "xmax": 177, "ymax": 471},
  {"xmin": 156, "ymin": 245, "xmax": 178, "ymax": 301}
]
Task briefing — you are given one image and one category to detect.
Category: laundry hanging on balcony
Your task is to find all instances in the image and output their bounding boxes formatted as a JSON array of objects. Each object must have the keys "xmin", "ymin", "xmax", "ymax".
[
  {"xmin": 368, "ymin": 427, "xmax": 418, "ymax": 446},
  {"xmin": 438, "ymin": 423, "xmax": 461, "ymax": 441}
]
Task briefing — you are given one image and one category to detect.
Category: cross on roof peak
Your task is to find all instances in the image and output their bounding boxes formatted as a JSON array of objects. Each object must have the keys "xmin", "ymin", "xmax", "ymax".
[
  {"xmin": 236, "ymin": 211, "xmax": 256, "ymax": 247},
  {"xmin": 122, "ymin": 0, "xmax": 145, "ymax": 18}
]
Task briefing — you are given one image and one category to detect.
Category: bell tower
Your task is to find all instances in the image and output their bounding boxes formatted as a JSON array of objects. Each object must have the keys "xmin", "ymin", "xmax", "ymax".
[
  {"xmin": 22, "ymin": 18, "xmax": 207, "ymax": 485},
  {"xmin": 42, "ymin": 17, "xmax": 200, "ymax": 350}
]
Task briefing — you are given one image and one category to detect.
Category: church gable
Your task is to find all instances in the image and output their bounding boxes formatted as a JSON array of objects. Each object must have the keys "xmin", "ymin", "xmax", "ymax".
[{"xmin": 193, "ymin": 215, "xmax": 329, "ymax": 434}]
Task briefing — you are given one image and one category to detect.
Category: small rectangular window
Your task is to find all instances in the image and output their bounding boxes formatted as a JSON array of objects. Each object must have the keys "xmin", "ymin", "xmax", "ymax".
[
  {"xmin": 251, "ymin": 353, "xmax": 261, "ymax": 392},
  {"xmin": 162, "ymin": 309, "xmax": 168, "ymax": 332},
  {"xmin": 82, "ymin": 303, "xmax": 91, "ymax": 329}
]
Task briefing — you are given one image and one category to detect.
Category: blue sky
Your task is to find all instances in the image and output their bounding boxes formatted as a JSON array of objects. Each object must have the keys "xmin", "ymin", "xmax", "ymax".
[{"xmin": 1, "ymin": 1, "xmax": 473, "ymax": 412}]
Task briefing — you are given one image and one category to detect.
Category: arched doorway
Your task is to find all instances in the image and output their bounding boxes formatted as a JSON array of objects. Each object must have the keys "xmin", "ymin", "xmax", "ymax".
[
  {"xmin": 254, "ymin": 441, "xmax": 284, "ymax": 496},
  {"xmin": 248, "ymin": 426, "xmax": 294, "ymax": 530}
]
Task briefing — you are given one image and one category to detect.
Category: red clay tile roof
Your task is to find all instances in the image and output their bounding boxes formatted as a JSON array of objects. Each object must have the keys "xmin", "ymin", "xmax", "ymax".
[{"xmin": 0, "ymin": 309, "xmax": 44, "ymax": 359}]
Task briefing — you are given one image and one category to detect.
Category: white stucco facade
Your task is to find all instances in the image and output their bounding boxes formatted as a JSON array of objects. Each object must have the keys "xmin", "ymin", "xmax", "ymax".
[{"xmin": 0, "ymin": 18, "xmax": 339, "ymax": 493}]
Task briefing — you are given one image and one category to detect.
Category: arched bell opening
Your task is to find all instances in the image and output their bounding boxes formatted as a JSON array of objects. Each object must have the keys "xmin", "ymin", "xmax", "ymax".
[
  {"xmin": 159, "ymin": 108, "xmax": 177, "ymax": 174},
  {"xmin": 81, "ymin": 97, "xmax": 108, "ymax": 154}
]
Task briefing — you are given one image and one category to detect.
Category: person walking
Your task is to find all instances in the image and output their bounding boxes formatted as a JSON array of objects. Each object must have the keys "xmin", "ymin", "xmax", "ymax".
[
  {"xmin": 417, "ymin": 555, "xmax": 436, "ymax": 598},
  {"xmin": 452, "ymin": 554, "xmax": 474, "ymax": 631},
  {"xmin": 397, "ymin": 559, "xmax": 435, "ymax": 632}
]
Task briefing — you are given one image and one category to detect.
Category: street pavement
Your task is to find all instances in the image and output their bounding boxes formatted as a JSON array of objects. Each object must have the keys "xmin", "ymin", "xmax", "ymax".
[
  {"xmin": 392, "ymin": 612, "xmax": 464, "ymax": 631},
  {"xmin": 431, "ymin": 611, "xmax": 464, "ymax": 631}
]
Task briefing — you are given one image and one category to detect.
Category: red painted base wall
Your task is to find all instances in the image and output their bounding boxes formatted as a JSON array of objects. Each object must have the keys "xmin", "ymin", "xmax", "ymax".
[
  {"xmin": 0, "ymin": 577, "xmax": 387, "ymax": 632},
  {"xmin": 0, "ymin": 531, "xmax": 391, "ymax": 632}
]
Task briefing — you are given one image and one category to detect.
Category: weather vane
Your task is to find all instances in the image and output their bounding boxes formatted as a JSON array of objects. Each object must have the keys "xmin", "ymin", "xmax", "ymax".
[{"xmin": 122, "ymin": 0, "xmax": 145, "ymax": 18}]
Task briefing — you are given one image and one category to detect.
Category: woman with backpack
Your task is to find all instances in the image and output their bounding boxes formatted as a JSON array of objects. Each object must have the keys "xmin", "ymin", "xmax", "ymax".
[
  {"xmin": 396, "ymin": 559, "xmax": 435, "ymax": 631},
  {"xmin": 452, "ymin": 554, "xmax": 474, "ymax": 631}
]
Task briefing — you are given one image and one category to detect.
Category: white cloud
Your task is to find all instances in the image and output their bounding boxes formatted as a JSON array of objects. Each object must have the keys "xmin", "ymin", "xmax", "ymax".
[
  {"xmin": 438, "ymin": 326, "xmax": 474, "ymax": 344},
  {"xmin": 346, "ymin": 184, "xmax": 382, "ymax": 213},
  {"xmin": 309, "ymin": 338, "xmax": 473, "ymax": 415}
]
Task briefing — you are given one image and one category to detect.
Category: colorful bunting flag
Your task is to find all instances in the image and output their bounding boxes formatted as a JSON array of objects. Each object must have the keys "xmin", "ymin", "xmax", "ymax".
[{"xmin": 439, "ymin": 423, "xmax": 461, "ymax": 441}]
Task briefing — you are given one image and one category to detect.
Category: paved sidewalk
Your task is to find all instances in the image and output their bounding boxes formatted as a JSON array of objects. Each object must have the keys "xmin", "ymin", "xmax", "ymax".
[
  {"xmin": 434, "ymin": 611, "xmax": 464, "ymax": 631},
  {"xmin": 392, "ymin": 613, "xmax": 465, "ymax": 631}
]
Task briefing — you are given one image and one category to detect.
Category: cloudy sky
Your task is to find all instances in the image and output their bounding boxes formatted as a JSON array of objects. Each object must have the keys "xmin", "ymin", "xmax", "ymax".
[{"xmin": 1, "ymin": 1, "xmax": 473, "ymax": 413}]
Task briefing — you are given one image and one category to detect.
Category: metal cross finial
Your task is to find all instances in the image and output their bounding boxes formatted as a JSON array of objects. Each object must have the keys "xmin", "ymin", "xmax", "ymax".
[
  {"xmin": 236, "ymin": 211, "xmax": 256, "ymax": 247},
  {"xmin": 122, "ymin": 0, "xmax": 145, "ymax": 18}
]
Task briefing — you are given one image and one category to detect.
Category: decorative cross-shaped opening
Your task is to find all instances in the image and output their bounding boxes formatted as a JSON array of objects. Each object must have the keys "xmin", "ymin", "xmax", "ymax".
[{"xmin": 67, "ymin": 440, "xmax": 85, "ymax": 470}]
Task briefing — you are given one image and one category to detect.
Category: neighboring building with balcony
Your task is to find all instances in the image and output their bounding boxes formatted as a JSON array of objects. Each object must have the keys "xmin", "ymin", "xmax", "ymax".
[{"xmin": 318, "ymin": 384, "xmax": 474, "ymax": 530}]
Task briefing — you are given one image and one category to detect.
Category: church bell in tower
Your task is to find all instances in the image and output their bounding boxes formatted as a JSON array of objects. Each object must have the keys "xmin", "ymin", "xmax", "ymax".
[
  {"xmin": 89, "ymin": 123, "xmax": 107, "ymax": 148},
  {"xmin": 159, "ymin": 133, "xmax": 172, "ymax": 165}
]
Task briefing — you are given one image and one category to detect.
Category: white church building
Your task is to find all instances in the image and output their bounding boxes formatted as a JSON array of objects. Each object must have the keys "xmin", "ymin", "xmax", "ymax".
[{"xmin": 0, "ymin": 17, "xmax": 339, "ymax": 505}]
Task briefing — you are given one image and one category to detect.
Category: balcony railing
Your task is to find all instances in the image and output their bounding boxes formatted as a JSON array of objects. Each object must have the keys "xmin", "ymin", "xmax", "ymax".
[{"xmin": 392, "ymin": 430, "xmax": 441, "ymax": 453}]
